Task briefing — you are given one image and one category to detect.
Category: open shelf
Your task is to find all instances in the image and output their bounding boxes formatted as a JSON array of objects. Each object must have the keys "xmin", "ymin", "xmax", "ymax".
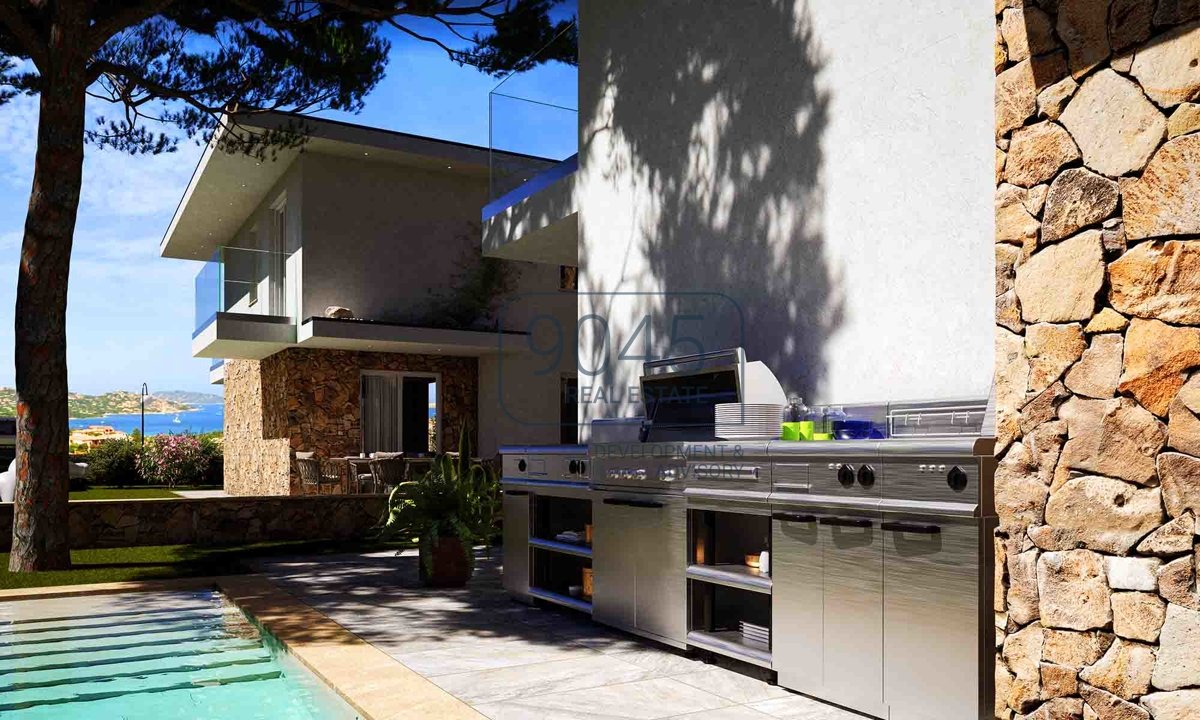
[
  {"xmin": 686, "ymin": 563, "xmax": 772, "ymax": 594},
  {"xmin": 529, "ymin": 494, "xmax": 593, "ymax": 613},
  {"xmin": 688, "ymin": 509, "xmax": 773, "ymax": 669},
  {"xmin": 529, "ymin": 587, "xmax": 593, "ymax": 614},
  {"xmin": 687, "ymin": 630, "xmax": 772, "ymax": 669},
  {"xmin": 533, "ymin": 495, "xmax": 591, "ymax": 544},
  {"xmin": 530, "ymin": 536, "xmax": 593, "ymax": 558}
]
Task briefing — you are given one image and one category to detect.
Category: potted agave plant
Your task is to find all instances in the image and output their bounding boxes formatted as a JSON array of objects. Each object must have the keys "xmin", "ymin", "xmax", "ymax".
[{"xmin": 379, "ymin": 426, "xmax": 500, "ymax": 587}]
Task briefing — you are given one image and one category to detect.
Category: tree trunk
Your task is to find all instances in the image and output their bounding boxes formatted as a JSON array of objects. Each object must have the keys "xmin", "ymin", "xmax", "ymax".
[{"xmin": 9, "ymin": 19, "xmax": 88, "ymax": 572}]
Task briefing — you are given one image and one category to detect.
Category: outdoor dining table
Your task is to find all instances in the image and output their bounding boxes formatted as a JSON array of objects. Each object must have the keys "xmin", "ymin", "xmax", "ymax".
[{"xmin": 337, "ymin": 454, "xmax": 486, "ymax": 494}]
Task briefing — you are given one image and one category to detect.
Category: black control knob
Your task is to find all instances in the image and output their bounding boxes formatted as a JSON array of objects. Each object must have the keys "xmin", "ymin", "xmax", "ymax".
[
  {"xmin": 568, "ymin": 459, "xmax": 579, "ymax": 474},
  {"xmin": 837, "ymin": 463, "xmax": 855, "ymax": 488},
  {"xmin": 947, "ymin": 466, "xmax": 968, "ymax": 492},
  {"xmin": 857, "ymin": 464, "xmax": 876, "ymax": 488},
  {"xmin": 579, "ymin": 460, "xmax": 587, "ymax": 476},
  {"xmin": 517, "ymin": 459, "xmax": 527, "ymax": 472}
]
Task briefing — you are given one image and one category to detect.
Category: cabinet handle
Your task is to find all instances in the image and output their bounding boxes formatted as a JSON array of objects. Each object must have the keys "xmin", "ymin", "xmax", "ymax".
[
  {"xmin": 693, "ymin": 464, "xmax": 760, "ymax": 480},
  {"xmin": 504, "ymin": 490, "xmax": 530, "ymax": 496},
  {"xmin": 603, "ymin": 498, "xmax": 664, "ymax": 508},
  {"xmin": 819, "ymin": 516, "xmax": 873, "ymax": 528},
  {"xmin": 772, "ymin": 512, "xmax": 817, "ymax": 523},
  {"xmin": 881, "ymin": 522, "xmax": 941, "ymax": 535}
]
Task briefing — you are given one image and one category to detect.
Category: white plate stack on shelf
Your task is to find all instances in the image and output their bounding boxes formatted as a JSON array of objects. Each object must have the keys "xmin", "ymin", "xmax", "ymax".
[
  {"xmin": 740, "ymin": 620, "xmax": 770, "ymax": 647},
  {"xmin": 715, "ymin": 403, "xmax": 784, "ymax": 440}
]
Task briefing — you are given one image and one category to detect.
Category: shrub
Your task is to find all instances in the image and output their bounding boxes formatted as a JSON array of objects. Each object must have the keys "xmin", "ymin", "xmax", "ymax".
[
  {"xmin": 86, "ymin": 438, "xmax": 143, "ymax": 487},
  {"xmin": 138, "ymin": 433, "xmax": 211, "ymax": 488}
]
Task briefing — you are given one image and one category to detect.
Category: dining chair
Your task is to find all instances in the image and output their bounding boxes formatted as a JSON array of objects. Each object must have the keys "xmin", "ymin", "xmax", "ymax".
[
  {"xmin": 368, "ymin": 453, "xmax": 406, "ymax": 494},
  {"xmin": 295, "ymin": 453, "xmax": 342, "ymax": 495}
]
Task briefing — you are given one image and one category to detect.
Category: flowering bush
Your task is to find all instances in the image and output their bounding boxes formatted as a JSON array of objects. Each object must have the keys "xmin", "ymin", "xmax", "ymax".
[{"xmin": 137, "ymin": 433, "xmax": 211, "ymax": 488}]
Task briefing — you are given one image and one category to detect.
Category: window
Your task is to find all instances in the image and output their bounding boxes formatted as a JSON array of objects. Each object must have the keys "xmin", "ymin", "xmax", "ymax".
[
  {"xmin": 559, "ymin": 265, "xmax": 578, "ymax": 292},
  {"xmin": 267, "ymin": 194, "xmax": 287, "ymax": 315},
  {"xmin": 560, "ymin": 374, "xmax": 578, "ymax": 444}
]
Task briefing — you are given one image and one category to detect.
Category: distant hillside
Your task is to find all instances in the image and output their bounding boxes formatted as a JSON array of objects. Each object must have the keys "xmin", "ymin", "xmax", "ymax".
[
  {"xmin": 154, "ymin": 390, "xmax": 223, "ymax": 405},
  {"xmin": 0, "ymin": 388, "xmax": 195, "ymax": 419}
]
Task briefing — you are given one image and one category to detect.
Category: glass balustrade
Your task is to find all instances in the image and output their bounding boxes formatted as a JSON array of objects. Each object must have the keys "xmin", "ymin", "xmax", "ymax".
[
  {"xmin": 193, "ymin": 246, "xmax": 295, "ymax": 337},
  {"xmin": 486, "ymin": 20, "xmax": 578, "ymax": 220}
]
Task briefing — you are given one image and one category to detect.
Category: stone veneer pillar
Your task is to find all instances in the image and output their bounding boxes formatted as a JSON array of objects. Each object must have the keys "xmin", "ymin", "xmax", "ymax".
[
  {"xmin": 995, "ymin": 2, "xmax": 1200, "ymax": 718},
  {"xmin": 223, "ymin": 349, "xmax": 478, "ymax": 496}
]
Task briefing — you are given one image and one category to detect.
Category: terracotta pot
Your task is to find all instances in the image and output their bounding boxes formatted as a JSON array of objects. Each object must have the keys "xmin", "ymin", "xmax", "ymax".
[{"xmin": 419, "ymin": 536, "xmax": 474, "ymax": 587}]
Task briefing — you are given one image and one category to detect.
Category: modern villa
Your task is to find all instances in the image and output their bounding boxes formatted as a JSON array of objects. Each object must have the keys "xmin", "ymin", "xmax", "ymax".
[{"xmin": 160, "ymin": 114, "xmax": 577, "ymax": 496}]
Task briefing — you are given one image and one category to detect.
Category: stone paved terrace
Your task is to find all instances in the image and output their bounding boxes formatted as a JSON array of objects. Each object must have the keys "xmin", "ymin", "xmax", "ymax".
[{"xmin": 255, "ymin": 551, "xmax": 865, "ymax": 720}]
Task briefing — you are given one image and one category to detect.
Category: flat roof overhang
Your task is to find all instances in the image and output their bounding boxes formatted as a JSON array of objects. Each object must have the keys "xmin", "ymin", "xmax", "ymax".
[
  {"xmin": 482, "ymin": 163, "xmax": 578, "ymax": 266},
  {"xmin": 162, "ymin": 112, "xmax": 553, "ymax": 261},
  {"xmin": 192, "ymin": 313, "xmax": 296, "ymax": 360},
  {"xmin": 298, "ymin": 317, "xmax": 532, "ymax": 356}
]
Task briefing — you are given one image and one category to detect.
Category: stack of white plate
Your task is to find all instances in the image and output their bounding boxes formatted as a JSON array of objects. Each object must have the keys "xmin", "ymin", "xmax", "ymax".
[
  {"xmin": 740, "ymin": 620, "xmax": 770, "ymax": 646},
  {"xmin": 715, "ymin": 403, "xmax": 783, "ymax": 440}
]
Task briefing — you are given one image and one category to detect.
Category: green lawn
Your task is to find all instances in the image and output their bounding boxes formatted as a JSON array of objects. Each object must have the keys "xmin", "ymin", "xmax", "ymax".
[
  {"xmin": 68, "ymin": 485, "xmax": 222, "ymax": 501},
  {"xmin": 0, "ymin": 538, "xmax": 413, "ymax": 590}
]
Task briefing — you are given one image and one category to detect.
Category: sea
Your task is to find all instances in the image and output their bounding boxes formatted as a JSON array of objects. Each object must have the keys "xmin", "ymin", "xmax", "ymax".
[{"xmin": 68, "ymin": 403, "xmax": 224, "ymax": 437}]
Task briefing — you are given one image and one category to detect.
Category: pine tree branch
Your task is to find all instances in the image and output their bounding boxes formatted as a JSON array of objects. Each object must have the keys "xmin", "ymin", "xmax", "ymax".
[
  {"xmin": 86, "ymin": 0, "xmax": 177, "ymax": 55},
  {"xmin": 0, "ymin": 1, "xmax": 45, "ymax": 66}
]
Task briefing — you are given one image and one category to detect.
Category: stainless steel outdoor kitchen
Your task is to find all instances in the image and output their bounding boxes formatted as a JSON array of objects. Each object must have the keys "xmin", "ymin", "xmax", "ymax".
[{"xmin": 500, "ymin": 348, "xmax": 997, "ymax": 720}]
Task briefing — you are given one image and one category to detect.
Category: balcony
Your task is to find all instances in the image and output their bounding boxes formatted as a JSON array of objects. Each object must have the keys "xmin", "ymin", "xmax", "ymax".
[
  {"xmin": 209, "ymin": 358, "xmax": 225, "ymax": 385},
  {"xmin": 193, "ymin": 246, "xmax": 297, "ymax": 360},
  {"xmin": 482, "ymin": 25, "xmax": 579, "ymax": 265}
]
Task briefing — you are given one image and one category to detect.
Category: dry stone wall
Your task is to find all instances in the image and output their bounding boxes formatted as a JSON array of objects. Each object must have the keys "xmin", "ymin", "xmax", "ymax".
[
  {"xmin": 0, "ymin": 495, "xmax": 386, "ymax": 551},
  {"xmin": 223, "ymin": 349, "xmax": 478, "ymax": 496},
  {"xmin": 995, "ymin": 2, "xmax": 1200, "ymax": 718}
]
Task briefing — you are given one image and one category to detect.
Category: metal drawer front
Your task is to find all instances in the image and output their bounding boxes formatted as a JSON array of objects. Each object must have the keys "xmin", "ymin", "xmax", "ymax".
[
  {"xmin": 771, "ymin": 513, "xmax": 823, "ymax": 696},
  {"xmin": 883, "ymin": 516, "xmax": 982, "ymax": 720},
  {"xmin": 772, "ymin": 462, "xmax": 810, "ymax": 492},
  {"xmin": 821, "ymin": 515, "xmax": 887, "ymax": 718},
  {"xmin": 592, "ymin": 497, "xmax": 637, "ymax": 630},
  {"xmin": 501, "ymin": 490, "xmax": 531, "ymax": 600},
  {"xmin": 633, "ymin": 495, "xmax": 688, "ymax": 644}
]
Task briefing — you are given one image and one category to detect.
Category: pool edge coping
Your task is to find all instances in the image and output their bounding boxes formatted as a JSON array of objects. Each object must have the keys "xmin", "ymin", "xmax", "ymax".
[{"xmin": 0, "ymin": 575, "xmax": 485, "ymax": 720}]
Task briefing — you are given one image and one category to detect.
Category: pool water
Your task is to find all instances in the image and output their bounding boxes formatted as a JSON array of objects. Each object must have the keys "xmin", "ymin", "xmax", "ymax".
[{"xmin": 0, "ymin": 590, "xmax": 360, "ymax": 719}]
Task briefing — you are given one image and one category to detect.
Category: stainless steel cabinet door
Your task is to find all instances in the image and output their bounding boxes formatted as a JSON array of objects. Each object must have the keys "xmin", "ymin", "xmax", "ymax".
[
  {"xmin": 593, "ymin": 496, "xmax": 637, "ymax": 631},
  {"xmin": 771, "ymin": 514, "xmax": 824, "ymax": 696},
  {"xmin": 502, "ymin": 490, "xmax": 530, "ymax": 600},
  {"xmin": 633, "ymin": 496, "xmax": 688, "ymax": 644},
  {"xmin": 883, "ymin": 517, "xmax": 982, "ymax": 720},
  {"xmin": 820, "ymin": 517, "xmax": 887, "ymax": 719}
]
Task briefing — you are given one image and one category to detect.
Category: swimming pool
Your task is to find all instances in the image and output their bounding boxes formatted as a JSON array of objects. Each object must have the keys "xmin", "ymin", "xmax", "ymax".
[{"xmin": 0, "ymin": 590, "xmax": 360, "ymax": 719}]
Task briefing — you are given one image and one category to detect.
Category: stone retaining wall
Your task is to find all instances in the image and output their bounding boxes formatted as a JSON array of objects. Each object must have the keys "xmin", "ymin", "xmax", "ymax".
[
  {"xmin": 995, "ymin": 2, "xmax": 1200, "ymax": 718},
  {"xmin": 0, "ymin": 495, "xmax": 387, "ymax": 551}
]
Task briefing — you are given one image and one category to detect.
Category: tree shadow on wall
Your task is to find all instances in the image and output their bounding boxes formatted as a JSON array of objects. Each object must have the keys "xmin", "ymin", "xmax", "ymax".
[{"xmin": 578, "ymin": 0, "xmax": 843, "ymax": 400}]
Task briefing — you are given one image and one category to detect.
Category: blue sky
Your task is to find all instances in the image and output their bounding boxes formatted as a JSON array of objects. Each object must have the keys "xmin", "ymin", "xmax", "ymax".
[{"xmin": 0, "ymin": 12, "xmax": 575, "ymax": 396}]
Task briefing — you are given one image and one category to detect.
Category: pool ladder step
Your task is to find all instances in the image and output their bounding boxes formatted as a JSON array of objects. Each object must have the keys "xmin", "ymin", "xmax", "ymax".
[{"xmin": 0, "ymin": 665, "xmax": 285, "ymax": 713}]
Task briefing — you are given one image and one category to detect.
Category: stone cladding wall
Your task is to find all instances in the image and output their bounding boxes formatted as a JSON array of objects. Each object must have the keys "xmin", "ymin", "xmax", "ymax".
[
  {"xmin": 995, "ymin": 2, "xmax": 1200, "ymax": 717},
  {"xmin": 0, "ymin": 495, "xmax": 386, "ymax": 551},
  {"xmin": 223, "ymin": 349, "xmax": 477, "ymax": 495}
]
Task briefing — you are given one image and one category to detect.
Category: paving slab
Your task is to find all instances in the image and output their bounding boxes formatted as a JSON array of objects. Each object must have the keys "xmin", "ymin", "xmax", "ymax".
[{"xmin": 255, "ymin": 550, "xmax": 866, "ymax": 720}]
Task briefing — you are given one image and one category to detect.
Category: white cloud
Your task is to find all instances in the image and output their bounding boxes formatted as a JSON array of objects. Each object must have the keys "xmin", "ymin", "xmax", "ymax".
[{"xmin": 81, "ymin": 143, "xmax": 201, "ymax": 219}]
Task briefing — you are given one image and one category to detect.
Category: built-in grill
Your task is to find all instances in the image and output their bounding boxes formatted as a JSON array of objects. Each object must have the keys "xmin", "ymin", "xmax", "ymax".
[{"xmin": 503, "ymin": 348, "xmax": 997, "ymax": 720}]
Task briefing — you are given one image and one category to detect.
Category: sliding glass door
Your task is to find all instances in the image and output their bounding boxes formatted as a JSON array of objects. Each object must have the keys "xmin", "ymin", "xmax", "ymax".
[{"xmin": 360, "ymin": 371, "xmax": 440, "ymax": 455}]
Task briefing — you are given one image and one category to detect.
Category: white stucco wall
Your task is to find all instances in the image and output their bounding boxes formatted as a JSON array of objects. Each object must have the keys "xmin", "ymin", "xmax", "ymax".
[
  {"xmin": 480, "ymin": 257, "xmax": 578, "ymax": 455},
  {"xmin": 295, "ymin": 152, "xmax": 576, "ymax": 455},
  {"xmin": 576, "ymin": 0, "xmax": 995, "ymax": 426},
  {"xmin": 298, "ymin": 153, "xmax": 490, "ymax": 323}
]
